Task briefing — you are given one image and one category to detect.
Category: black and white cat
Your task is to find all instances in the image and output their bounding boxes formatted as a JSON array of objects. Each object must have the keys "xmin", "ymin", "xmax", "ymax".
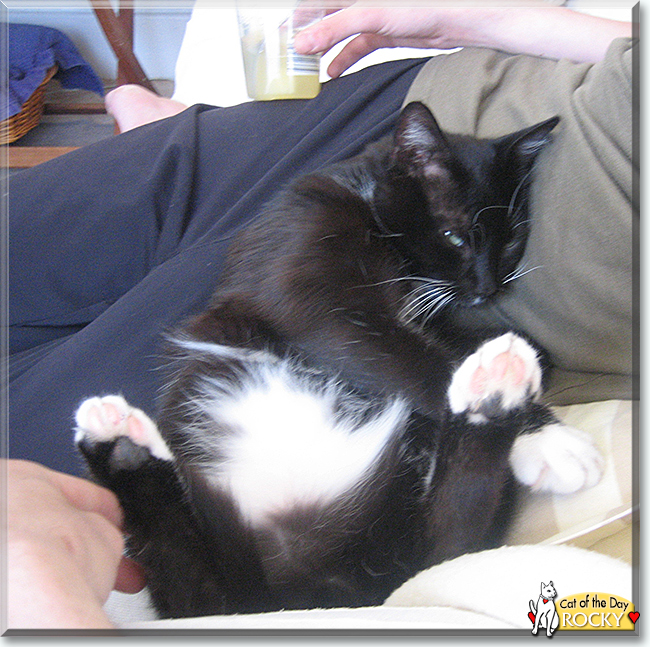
[{"xmin": 75, "ymin": 103, "xmax": 602, "ymax": 619}]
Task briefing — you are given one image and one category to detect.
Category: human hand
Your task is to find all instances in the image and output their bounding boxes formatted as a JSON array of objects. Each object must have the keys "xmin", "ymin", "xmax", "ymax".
[
  {"xmin": 6, "ymin": 459, "xmax": 145, "ymax": 629},
  {"xmin": 295, "ymin": 4, "xmax": 481, "ymax": 78},
  {"xmin": 294, "ymin": 3, "xmax": 632, "ymax": 77}
]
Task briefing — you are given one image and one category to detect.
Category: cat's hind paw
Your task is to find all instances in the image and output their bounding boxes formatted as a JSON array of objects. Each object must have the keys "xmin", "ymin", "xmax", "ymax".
[
  {"xmin": 75, "ymin": 395, "xmax": 172, "ymax": 471},
  {"xmin": 447, "ymin": 333, "xmax": 542, "ymax": 423},
  {"xmin": 510, "ymin": 423, "xmax": 603, "ymax": 494}
]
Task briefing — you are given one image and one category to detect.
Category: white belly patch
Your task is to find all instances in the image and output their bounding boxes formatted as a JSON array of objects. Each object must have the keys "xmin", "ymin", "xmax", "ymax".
[{"xmin": 192, "ymin": 358, "xmax": 409, "ymax": 528}]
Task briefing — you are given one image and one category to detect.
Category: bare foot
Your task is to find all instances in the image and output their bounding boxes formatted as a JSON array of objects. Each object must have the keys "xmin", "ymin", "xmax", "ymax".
[{"xmin": 105, "ymin": 84, "xmax": 187, "ymax": 133}]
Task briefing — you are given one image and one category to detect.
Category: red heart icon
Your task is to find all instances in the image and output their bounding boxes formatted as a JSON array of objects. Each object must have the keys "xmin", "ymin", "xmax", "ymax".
[
  {"xmin": 528, "ymin": 611, "xmax": 536, "ymax": 624},
  {"xmin": 629, "ymin": 611, "xmax": 640, "ymax": 624}
]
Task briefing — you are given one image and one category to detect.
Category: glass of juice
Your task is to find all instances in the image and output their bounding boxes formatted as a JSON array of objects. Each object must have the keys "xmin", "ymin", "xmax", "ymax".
[{"xmin": 236, "ymin": 1, "xmax": 324, "ymax": 100}]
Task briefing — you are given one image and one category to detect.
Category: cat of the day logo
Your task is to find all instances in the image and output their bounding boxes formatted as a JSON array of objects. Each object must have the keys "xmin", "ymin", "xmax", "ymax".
[{"xmin": 528, "ymin": 581, "xmax": 638, "ymax": 636}]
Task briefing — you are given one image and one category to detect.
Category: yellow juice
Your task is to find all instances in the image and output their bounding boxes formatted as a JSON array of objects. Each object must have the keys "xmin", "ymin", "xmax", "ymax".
[{"xmin": 238, "ymin": 8, "xmax": 322, "ymax": 101}]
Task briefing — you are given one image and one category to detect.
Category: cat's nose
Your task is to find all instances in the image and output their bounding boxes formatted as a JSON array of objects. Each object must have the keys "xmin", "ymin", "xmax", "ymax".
[{"xmin": 475, "ymin": 275, "xmax": 498, "ymax": 301}]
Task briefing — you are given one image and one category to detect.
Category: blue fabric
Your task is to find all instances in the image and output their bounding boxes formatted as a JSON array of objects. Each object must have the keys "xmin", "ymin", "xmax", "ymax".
[{"xmin": 4, "ymin": 23, "xmax": 104, "ymax": 120}]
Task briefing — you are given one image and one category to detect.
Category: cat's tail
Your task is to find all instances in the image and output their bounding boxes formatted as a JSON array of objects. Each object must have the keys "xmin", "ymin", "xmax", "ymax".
[{"xmin": 529, "ymin": 600, "xmax": 537, "ymax": 614}]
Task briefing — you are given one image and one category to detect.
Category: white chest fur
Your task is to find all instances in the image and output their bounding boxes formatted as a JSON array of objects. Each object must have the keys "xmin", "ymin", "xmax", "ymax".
[{"xmin": 194, "ymin": 360, "xmax": 410, "ymax": 527}]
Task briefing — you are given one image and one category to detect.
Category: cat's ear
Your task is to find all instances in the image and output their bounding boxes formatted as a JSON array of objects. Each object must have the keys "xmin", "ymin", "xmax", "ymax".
[
  {"xmin": 393, "ymin": 102, "xmax": 451, "ymax": 177},
  {"xmin": 499, "ymin": 116, "xmax": 560, "ymax": 171}
]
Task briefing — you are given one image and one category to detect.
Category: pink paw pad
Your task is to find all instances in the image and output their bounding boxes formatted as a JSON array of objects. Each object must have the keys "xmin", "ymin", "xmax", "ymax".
[
  {"xmin": 78, "ymin": 397, "xmax": 129, "ymax": 440},
  {"xmin": 103, "ymin": 402, "xmax": 123, "ymax": 426},
  {"xmin": 447, "ymin": 333, "xmax": 542, "ymax": 420},
  {"xmin": 470, "ymin": 351, "xmax": 527, "ymax": 394},
  {"xmin": 75, "ymin": 395, "xmax": 172, "ymax": 461},
  {"xmin": 125, "ymin": 413, "xmax": 148, "ymax": 445}
]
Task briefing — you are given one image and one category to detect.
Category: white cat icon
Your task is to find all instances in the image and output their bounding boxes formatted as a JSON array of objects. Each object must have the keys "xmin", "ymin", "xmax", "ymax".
[{"xmin": 529, "ymin": 581, "xmax": 560, "ymax": 637}]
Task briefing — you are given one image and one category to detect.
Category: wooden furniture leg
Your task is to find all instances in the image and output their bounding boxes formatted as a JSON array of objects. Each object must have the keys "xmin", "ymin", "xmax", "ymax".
[{"xmin": 90, "ymin": 0, "xmax": 158, "ymax": 94}]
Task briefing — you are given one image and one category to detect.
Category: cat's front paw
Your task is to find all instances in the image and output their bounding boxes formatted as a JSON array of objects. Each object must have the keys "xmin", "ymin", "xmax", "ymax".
[
  {"xmin": 75, "ymin": 395, "xmax": 172, "ymax": 471},
  {"xmin": 510, "ymin": 423, "xmax": 603, "ymax": 494},
  {"xmin": 447, "ymin": 333, "xmax": 542, "ymax": 423}
]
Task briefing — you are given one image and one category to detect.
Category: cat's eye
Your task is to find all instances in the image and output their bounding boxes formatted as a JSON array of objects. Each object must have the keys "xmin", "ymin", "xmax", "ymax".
[{"xmin": 443, "ymin": 230, "xmax": 465, "ymax": 248}]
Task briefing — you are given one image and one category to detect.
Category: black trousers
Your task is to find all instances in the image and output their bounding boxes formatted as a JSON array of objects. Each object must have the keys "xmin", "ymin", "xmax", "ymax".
[{"xmin": 9, "ymin": 59, "xmax": 427, "ymax": 475}]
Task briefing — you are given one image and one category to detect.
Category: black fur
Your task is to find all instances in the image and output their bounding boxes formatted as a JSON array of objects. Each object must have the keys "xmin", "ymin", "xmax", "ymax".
[{"xmin": 77, "ymin": 103, "xmax": 560, "ymax": 618}]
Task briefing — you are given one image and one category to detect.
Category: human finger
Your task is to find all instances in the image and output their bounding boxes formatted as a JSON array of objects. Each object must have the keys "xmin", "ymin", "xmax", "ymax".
[
  {"xmin": 294, "ymin": 5, "xmax": 388, "ymax": 55},
  {"xmin": 44, "ymin": 465, "xmax": 124, "ymax": 530},
  {"xmin": 325, "ymin": 33, "xmax": 391, "ymax": 77},
  {"xmin": 7, "ymin": 460, "xmax": 124, "ymax": 530}
]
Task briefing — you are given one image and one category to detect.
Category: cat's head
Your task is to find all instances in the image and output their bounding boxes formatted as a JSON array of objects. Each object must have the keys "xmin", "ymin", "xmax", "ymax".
[
  {"xmin": 373, "ymin": 102, "xmax": 559, "ymax": 323},
  {"xmin": 541, "ymin": 581, "xmax": 557, "ymax": 599}
]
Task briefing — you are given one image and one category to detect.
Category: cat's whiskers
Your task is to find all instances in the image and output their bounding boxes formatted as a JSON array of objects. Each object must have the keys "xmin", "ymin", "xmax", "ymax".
[
  {"xmin": 420, "ymin": 292, "xmax": 456, "ymax": 327},
  {"xmin": 471, "ymin": 204, "xmax": 508, "ymax": 225},
  {"xmin": 399, "ymin": 293, "xmax": 433, "ymax": 321},
  {"xmin": 399, "ymin": 279, "xmax": 457, "ymax": 323},
  {"xmin": 503, "ymin": 263, "xmax": 543, "ymax": 284},
  {"xmin": 419, "ymin": 285, "xmax": 456, "ymax": 314},
  {"xmin": 511, "ymin": 218, "xmax": 531, "ymax": 231},
  {"xmin": 372, "ymin": 231, "xmax": 405, "ymax": 239},
  {"xmin": 507, "ymin": 168, "xmax": 534, "ymax": 221},
  {"xmin": 401, "ymin": 280, "xmax": 452, "ymax": 307},
  {"xmin": 469, "ymin": 206, "xmax": 508, "ymax": 252},
  {"xmin": 353, "ymin": 275, "xmax": 437, "ymax": 289}
]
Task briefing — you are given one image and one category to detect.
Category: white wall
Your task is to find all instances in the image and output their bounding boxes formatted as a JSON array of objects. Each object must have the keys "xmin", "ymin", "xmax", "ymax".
[
  {"xmin": 566, "ymin": 0, "xmax": 637, "ymax": 21},
  {"xmin": 4, "ymin": 0, "xmax": 194, "ymax": 81}
]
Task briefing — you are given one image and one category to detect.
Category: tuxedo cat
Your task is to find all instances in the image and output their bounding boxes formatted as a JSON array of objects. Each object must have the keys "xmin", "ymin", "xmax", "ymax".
[{"xmin": 75, "ymin": 103, "xmax": 602, "ymax": 619}]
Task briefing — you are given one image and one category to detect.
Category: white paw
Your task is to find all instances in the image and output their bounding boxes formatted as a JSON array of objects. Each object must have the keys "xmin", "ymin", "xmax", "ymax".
[
  {"xmin": 447, "ymin": 333, "xmax": 542, "ymax": 422},
  {"xmin": 75, "ymin": 395, "xmax": 172, "ymax": 462},
  {"xmin": 509, "ymin": 423, "xmax": 603, "ymax": 494}
]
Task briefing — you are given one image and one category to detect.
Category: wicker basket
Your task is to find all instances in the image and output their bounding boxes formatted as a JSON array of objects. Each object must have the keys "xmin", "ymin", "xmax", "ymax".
[{"xmin": 0, "ymin": 65, "xmax": 57, "ymax": 145}]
